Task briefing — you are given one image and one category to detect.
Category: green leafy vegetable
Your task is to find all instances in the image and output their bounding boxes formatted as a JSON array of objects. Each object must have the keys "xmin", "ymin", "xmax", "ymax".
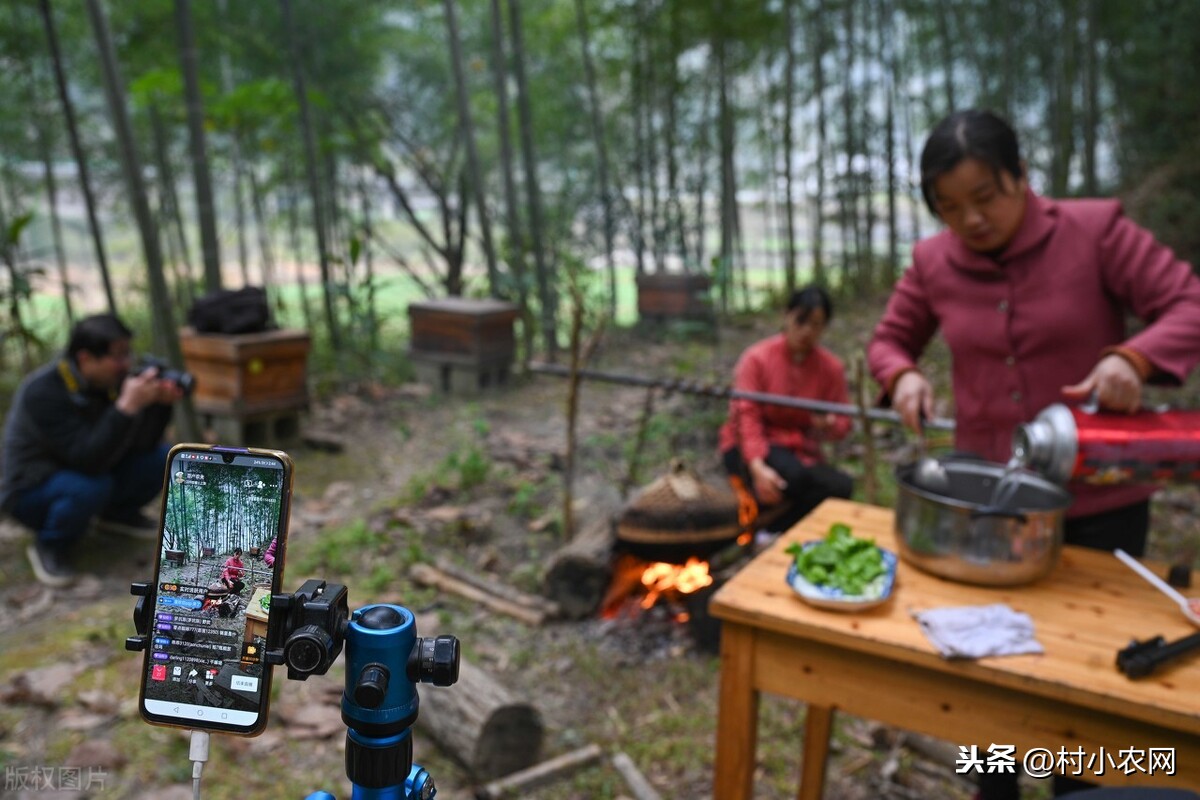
[{"xmin": 786, "ymin": 522, "xmax": 885, "ymax": 596}]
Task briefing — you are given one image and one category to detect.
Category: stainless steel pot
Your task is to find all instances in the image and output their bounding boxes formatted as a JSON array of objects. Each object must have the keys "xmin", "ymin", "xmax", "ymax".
[{"xmin": 894, "ymin": 456, "xmax": 1073, "ymax": 586}]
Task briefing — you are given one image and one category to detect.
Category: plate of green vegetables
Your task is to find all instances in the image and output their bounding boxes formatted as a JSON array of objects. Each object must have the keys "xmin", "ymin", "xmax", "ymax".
[{"xmin": 785, "ymin": 523, "xmax": 896, "ymax": 611}]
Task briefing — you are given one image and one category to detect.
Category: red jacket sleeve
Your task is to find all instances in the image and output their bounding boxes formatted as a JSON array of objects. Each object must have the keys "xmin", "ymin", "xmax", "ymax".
[
  {"xmin": 1098, "ymin": 207, "xmax": 1200, "ymax": 385},
  {"xmin": 867, "ymin": 246, "xmax": 941, "ymax": 400}
]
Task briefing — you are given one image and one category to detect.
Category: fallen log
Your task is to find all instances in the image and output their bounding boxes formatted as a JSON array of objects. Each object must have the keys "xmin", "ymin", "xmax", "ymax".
[
  {"xmin": 433, "ymin": 556, "xmax": 562, "ymax": 619},
  {"xmin": 541, "ymin": 517, "xmax": 615, "ymax": 619},
  {"xmin": 415, "ymin": 655, "xmax": 544, "ymax": 782},
  {"xmin": 475, "ymin": 743, "xmax": 604, "ymax": 799},
  {"xmin": 410, "ymin": 562, "xmax": 548, "ymax": 626}
]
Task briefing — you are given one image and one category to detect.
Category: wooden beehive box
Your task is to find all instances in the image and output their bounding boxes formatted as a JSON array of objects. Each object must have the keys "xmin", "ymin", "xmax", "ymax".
[
  {"xmin": 636, "ymin": 272, "xmax": 714, "ymax": 321},
  {"xmin": 179, "ymin": 328, "xmax": 311, "ymax": 417},
  {"xmin": 408, "ymin": 298, "xmax": 519, "ymax": 364}
]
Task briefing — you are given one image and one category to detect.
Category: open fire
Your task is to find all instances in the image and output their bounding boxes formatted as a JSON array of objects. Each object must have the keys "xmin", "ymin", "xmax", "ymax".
[
  {"xmin": 601, "ymin": 550, "xmax": 743, "ymax": 620},
  {"xmin": 599, "ymin": 462, "xmax": 758, "ymax": 639},
  {"xmin": 638, "ymin": 557, "xmax": 713, "ymax": 610}
]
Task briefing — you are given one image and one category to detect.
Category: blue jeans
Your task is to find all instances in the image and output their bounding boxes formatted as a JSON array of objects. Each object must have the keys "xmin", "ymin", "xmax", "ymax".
[{"xmin": 10, "ymin": 443, "xmax": 170, "ymax": 549}]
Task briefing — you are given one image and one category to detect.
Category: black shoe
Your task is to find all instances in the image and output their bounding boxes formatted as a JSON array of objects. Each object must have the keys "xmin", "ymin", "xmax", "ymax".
[
  {"xmin": 95, "ymin": 510, "xmax": 159, "ymax": 541},
  {"xmin": 26, "ymin": 541, "xmax": 76, "ymax": 587}
]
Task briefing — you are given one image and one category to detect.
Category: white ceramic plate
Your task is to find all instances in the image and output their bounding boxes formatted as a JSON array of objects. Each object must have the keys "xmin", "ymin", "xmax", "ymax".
[{"xmin": 785, "ymin": 544, "xmax": 898, "ymax": 611}]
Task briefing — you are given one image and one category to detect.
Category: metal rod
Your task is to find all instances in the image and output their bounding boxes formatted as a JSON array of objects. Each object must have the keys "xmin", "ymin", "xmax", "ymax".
[{"xmin": 528, "ymin": 362, "xmax": 956, "ymax": 432}]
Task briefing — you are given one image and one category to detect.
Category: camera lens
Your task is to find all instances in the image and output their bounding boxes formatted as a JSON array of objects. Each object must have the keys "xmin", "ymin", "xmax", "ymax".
[
  {"xmin": 174, "ymin": 371, "xmax": 196, "ymax": 396},
  {"xmin": 284, "ymin": 625, "xmax": 335, "ymax": 675}
]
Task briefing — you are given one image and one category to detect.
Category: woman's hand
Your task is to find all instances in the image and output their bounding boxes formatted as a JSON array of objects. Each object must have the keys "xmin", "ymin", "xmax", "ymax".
[
  {"xmin": 892, "ymin": 371, "xmax": 935, "ymax": 433},
  {"xmin": 749, "ymin": 458, "xmax": 787, "ymax": 506},
  {"xmin": 1061, "ymin": 354, "xmax": 1142, "ymax": 412}
]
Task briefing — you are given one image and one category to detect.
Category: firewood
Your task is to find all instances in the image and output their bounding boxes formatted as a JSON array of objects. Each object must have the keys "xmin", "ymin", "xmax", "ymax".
[
  {"xmin": 415, "ymin": 654, "xmax": 544, "ymax": 782},
  {"xmin": 433, "ymin": 557, "xmax": 561, "ymax": 618},
  {"xmin": 611, "ymin": 751, "xmax": 662, "ymax": 800},
  {"xmin": 409, "ymin": 563, "xmax": 549, "ymax": 626},
  {"xmin": 541, "ymin": 517, "xmax": 615, "ymax": 619},
  {"xmin": 474, "ymin": 743, "xmax": 604, "ymax": 799}
]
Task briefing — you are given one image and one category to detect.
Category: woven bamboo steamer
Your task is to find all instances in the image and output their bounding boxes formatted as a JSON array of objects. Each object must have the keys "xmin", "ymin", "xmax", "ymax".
[{"xmin": 617, "ymin": 459, "xmax": 741, "ymax": 545}]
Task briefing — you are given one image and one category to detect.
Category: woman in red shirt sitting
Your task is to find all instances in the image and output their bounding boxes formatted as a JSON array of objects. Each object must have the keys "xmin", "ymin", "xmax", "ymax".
[
  {"xmin": 718, "ymin": 285, "xmax": 854, "ymax": 533},
  {"xmin": 220, "ymin": 547, "xmax": 245, "ymax": 594}
]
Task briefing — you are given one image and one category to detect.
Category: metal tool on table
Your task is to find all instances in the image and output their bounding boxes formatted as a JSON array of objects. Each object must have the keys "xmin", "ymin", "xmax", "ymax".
[
  {"xmin": 1113, "ymin": 549, "xmax": 1200, "ymax": 678},
  {"xmin": 1115, "ymin": 548, "xmax": 1200, "ymax": 627},
  {"xmin": 1117, "ymin": 632, "xmax": 1200, "ymax": 678}
]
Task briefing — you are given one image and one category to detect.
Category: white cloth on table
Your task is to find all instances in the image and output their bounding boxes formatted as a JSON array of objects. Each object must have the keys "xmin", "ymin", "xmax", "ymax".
[{"xmin": 912, "ymin": 603, "xmax": 1044, "ymax": 659}]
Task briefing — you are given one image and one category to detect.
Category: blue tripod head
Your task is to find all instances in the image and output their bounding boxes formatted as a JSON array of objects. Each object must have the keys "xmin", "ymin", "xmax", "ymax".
[{"xmin": 265, "ymin": 580, "xmax": 461, "ymax": 800}]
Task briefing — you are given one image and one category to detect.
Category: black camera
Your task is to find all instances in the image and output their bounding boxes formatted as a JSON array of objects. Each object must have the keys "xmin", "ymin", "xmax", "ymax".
[
  {"xmin": 265, "ymin": 580, "xmax": 350, "ymax": 681},
  {"xmin": 133, "ymin": 356, "xmax": 196, "ymax": 396}
]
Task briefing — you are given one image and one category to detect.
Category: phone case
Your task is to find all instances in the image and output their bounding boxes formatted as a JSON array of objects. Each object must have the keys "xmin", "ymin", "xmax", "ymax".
[{"xmin": 137, "ymin": 443, "xmax": 293, "ymax": 736}]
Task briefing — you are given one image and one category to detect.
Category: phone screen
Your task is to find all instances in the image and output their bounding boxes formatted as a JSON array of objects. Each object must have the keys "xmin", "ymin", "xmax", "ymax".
[{"xmin": 139, "ymin": 445, "xmax": 291, "ymax": 735}]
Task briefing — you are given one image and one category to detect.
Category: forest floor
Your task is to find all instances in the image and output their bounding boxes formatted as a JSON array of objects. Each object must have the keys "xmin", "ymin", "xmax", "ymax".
[{"xmin": 2, "ymin": 294, "xmax": 1199, "ymax": 800}]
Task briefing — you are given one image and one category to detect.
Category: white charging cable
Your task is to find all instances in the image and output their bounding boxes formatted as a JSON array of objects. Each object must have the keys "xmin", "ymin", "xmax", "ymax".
[{"xmin": 189, "ymin": 729, "xmax": 210, "ymax": 800}]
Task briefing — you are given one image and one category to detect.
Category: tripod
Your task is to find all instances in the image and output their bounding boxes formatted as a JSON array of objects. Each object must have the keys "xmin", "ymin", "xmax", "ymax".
[{"xmin": 132, "ymin": 578, "xmax": 460, "ymax": 800}]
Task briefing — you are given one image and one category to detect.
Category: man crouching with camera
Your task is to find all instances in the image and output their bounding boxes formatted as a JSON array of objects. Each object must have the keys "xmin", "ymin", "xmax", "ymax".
[{"xmin": 1, "ymin": 313, "xmax": 187, "ymax": 587}]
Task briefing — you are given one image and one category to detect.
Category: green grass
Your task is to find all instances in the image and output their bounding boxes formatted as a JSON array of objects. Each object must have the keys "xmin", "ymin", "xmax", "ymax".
[
  {"xmin": 505, "ymin": 475, "xmax": 553, "ymax": 519},
  {"xmin": 289, "ymin": 518, "xmax": 387, "ymax": 576},
  {"xmin": 398, "ymin": 419, "xmax": 496, "ymax": 504}
]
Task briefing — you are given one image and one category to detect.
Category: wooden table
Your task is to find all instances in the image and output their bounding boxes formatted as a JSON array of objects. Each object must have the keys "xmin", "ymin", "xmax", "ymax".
[
  {"xmin": 244, "ymin": 586, "xmax": 271, "ymax": 643},
  {"xmin": 710, "ymin": 499, "xmax": 1200, "ymax": 798}
]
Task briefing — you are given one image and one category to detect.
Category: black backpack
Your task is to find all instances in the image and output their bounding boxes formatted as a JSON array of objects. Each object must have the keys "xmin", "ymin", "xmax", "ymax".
[{"xmin": 187, "ymin": 287, "xmax": 272, "ymax": 335}]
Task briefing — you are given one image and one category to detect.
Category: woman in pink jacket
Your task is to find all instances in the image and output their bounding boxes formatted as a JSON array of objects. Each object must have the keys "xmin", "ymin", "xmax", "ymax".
[
  {"xmin": 869, "ymin": 109, "xmax": 1200, "ymax": 800},
  {"xmin": 220, "ymin": 547, "xmax": 245, "ymax": 594},
  {"xmin": 719, "ymin": 286, "xmax": 854, "ymax": 533}
]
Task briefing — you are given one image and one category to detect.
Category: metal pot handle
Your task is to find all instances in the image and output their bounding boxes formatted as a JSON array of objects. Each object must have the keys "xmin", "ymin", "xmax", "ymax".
[{"xmin": 969, "ymin": 506, "xmax": 1029, "ymax": 524}]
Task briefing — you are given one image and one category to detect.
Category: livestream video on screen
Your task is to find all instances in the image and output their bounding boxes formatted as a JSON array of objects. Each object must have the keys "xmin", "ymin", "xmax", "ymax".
[{"xmin": 143, "ymin": 452, "xmax": 285, "ymax": 714}]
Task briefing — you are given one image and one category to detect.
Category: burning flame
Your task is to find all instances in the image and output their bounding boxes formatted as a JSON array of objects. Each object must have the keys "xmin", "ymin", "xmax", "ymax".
[
  {"xmin": 729, "ymin": 475, "xmax": 758, "ymax": 530},
  {"xmin": 639, "ymin": 557, "xmax": 714, "ymax": 610}
]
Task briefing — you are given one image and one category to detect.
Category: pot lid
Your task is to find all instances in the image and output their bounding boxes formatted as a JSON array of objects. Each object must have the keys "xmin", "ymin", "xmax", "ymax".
[{"xmin": 617, "ymin": 459, "xmax": 741, "ymax": 545}]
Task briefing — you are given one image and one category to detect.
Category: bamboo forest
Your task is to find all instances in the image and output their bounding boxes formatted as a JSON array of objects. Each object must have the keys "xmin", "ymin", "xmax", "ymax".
[
  {"xmin": 3, "ymin": 0, "xmax": 1200, "ymax": 798},
  {"xmin": 0, "ymin": 0, "xmax": 1197, "ymax": 374}
]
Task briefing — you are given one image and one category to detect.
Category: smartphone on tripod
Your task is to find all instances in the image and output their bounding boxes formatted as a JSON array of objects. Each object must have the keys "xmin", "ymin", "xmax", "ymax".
[{"xmin": 137, "ymin": 444, "xmax": 293, "ymax": 736}]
